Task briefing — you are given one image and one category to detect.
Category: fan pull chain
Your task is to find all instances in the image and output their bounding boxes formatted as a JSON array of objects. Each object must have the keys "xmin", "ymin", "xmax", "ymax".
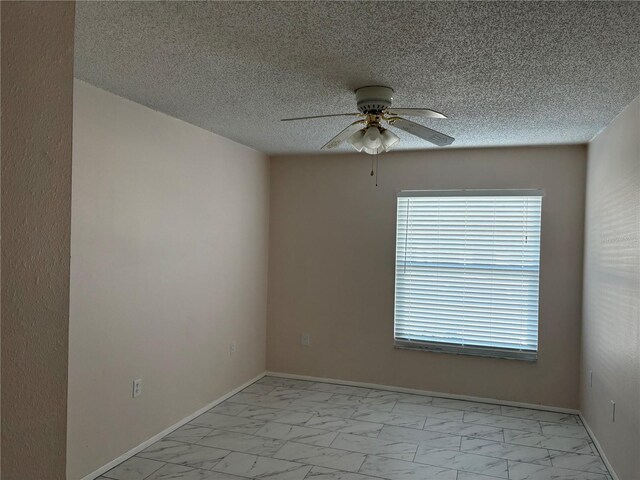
[{"xmin": 368, "ymin": 154, "xmax": 380, "ymax": 187}]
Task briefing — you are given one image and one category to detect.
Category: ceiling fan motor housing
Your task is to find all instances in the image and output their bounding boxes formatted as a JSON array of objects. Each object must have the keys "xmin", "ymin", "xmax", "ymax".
[{"xmin": 355, "ymin": 85, "xmax": 394, "ymax": 113}]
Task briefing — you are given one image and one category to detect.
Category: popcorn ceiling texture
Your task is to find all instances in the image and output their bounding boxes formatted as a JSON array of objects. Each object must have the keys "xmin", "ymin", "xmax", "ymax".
[{"xmin": 74, "ymin": 1, "xmax": 640, "ymax": 154}]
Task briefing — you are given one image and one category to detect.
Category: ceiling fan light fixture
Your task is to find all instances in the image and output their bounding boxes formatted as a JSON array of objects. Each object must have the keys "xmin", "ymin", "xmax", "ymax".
[
  {"xmin": 362, "ymin": 126, "xmax": 383, "ymax": 150},
  {"xmin": 363, "ymin": 145, "xmax": 385, "ymax": 155},
  {"xmin": 347, "ymin": 129, "xmax": 366, "ymax": 152},
  {"xmin": 282, "ymin": 85, "xmax": 454, "ymax": 153},
  {"xmin": 380, "ymin": 128, "xmax": 400, "ymax": 150},
  {"xmin": 349, "ymin": 127, "xmax": 391, "ymax": 155}
]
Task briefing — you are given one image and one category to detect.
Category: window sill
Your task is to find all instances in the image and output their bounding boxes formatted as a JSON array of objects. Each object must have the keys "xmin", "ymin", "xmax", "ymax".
[{"xmin": 394, "ymin": 340, "xmax": 538, "ymax": 362}]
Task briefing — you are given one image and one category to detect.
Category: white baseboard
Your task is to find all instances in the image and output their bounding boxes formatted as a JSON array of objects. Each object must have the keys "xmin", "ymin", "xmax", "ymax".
[
  {"xmin": 268, "ymin": 372, "xmax": 623, "ymax": 477},
  {"xmin": 80, "ymin": 371, "xmax": 266, "ymax": 480},
  {"xmin": 80, "ymin": 370, "xmax": 620, "ymax": 480},
  {"xmin": 266, "ymin": 371, "xmax": 580, "ymax": 414},
  {"xmin": 579, "ymin": 414, "xmax": 619, "ymax": 480}
]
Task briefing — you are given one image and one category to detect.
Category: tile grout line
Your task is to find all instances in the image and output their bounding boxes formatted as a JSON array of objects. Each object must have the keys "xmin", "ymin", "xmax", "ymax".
[
  {"xmin": 257, "ymin": 379, "xmax": 609, "ymax": 478},
  {"xmin": 258, "ymin": 387, "xmax": 580, "ymax": 426},
  {"xmin": 172, "ymin": 426, "xmax": 582, "ymax": 470},
  {"xmin": 221, "ymin": 387, "xmax": 596, "ymax": 455},
  {"xmin": 265, "ymin": 372, "xmax": 580, "ymax": 415},
  {"xmin": 257, "ymin": 384, "xmax": 606, "ymax": 471},
  {"xmin": 103, "ymin": 375, "xmax": 609, "ymax": 480},
  {"xmin": 90, "ymin": 371, "xmax": 268, "ymax": 480},
  {"xmin": 252, "ymin": 383, "xmax": 584, "ymax": 431},
  {"xmin": 220, "ymin": 394, "xmax": 594, "ymax": 454}
]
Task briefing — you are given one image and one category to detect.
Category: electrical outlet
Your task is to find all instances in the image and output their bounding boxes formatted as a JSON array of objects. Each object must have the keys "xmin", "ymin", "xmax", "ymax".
[
  {"xmin": 589, "ymin": 370, "xmax": 593, "ymax": 387},
  {"xmin": 133, "ymin": 378, "xmax": 142, "ymax": 398},
  {"xmin": 301, "ymin": 333, "xmax": 310, "ymax": 346},
  {"xmin": 611, "ymin": 400, "xmax": 616, "ymax": 422},
  {"xmin": 230, "ymin": 341, "xmax": 236, "ymax": 355}
]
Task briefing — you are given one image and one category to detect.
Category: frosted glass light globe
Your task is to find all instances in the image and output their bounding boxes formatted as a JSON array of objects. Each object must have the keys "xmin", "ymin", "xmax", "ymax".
[
  {"xmin": 362, "ymin": 126, "xmax": 382, "ymax": 149},
  {"xmin": 381, "ymin": 129, "xmax": 400, "ymax": 150},
  {"xmin": 347, "ymin": 129, "xmax": 366, "ymax": 152}
]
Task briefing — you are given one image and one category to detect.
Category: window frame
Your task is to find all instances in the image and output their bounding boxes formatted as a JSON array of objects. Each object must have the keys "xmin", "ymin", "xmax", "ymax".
[{"xmin": 392, "ymin": 189, "xmax": 544, "ymax": 362}]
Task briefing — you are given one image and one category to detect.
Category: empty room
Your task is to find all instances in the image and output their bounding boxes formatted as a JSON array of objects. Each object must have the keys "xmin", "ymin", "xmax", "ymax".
[{"xmin": 1, "ymin": 1, "xmax": 639, "ymax": 480}]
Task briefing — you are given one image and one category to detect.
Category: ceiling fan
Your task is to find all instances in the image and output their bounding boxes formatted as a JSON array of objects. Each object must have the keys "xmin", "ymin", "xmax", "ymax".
[{"xmin": 281, "ymin": 86, "xmax": 454, "ymax": 154}]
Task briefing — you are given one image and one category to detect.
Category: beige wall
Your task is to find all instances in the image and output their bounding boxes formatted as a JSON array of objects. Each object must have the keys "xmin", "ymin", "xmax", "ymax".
[
  {"xmin": 581, "ymin": 96, "xmax": 640, "ymax": 480},
  {"xmin": 1, "ymin": 3, "xmax": 75, "ymax": 479},
  {"xmin": 268, "ymin": 145, "xmax": 586, "ymax": 409},
  {"xmin": 67, "ymin": 81, "xmax": 269, "ymax": 479}
]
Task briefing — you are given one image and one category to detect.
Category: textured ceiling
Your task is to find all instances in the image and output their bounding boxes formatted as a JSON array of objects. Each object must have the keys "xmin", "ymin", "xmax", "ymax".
[{"xmin": 75, "ymin": 1, "xmax": 640, "ymax": 154}]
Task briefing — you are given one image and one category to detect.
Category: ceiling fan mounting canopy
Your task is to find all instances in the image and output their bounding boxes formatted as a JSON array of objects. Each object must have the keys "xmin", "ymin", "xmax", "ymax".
[
  {"xmin": 280, "ymin": 85, "xmax": 454, "ymax": 153},
  {"xmin": 355, "ymin": 85, "xmax": 394, "ymax": 114}
]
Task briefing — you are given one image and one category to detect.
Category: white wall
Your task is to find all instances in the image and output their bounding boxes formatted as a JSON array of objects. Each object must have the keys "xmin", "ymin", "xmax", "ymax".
[
  {"xmin": 268, "ymin": 145, "xmax": 586, "ymax": 409},
  {"xmin": 581, "ymin": 96, "xmax": 640, "ymax": 480},
  {"xmin": 67, "ymin": 81, "xmax": 269, "ymax": 479}
]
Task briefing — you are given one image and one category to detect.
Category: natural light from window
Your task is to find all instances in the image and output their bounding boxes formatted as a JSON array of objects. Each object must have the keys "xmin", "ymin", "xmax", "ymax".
[{"xmin": 393, "ymin": 190, "xmax": 543, "ymax": 361}]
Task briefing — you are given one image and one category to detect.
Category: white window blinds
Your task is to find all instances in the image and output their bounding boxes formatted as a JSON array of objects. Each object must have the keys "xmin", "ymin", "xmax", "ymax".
[{"xmin": 393, "ymin": 190, "xmax": 543, "ymax": 361}]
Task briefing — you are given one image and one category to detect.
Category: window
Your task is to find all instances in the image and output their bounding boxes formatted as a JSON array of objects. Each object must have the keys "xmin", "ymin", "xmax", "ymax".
[{"xmin": 393, "ymin": 190, "xmax": 543, "ymax": 361}]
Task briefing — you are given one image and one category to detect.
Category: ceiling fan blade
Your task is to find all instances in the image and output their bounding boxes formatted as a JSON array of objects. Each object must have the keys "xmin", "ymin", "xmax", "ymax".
[
  {"xmin": 385, "ymin": 108, "xmax": 447, "ymax": 119},
  {"xmin": 281, "ymin": 113, "xmax": 362, "ymax": 122},
  {"xmin": 321, "ymin": 120, "xmax": 366, "ymax": 150},
  {"xmin": 388, "ymin": 117, "xmax": 454, "ymax": 146}
]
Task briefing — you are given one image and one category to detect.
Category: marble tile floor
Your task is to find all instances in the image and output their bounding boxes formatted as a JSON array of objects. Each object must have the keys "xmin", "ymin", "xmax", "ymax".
[{"xmin": 99, "ymin": 376, "xmax": 612, "ymax": 480}]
